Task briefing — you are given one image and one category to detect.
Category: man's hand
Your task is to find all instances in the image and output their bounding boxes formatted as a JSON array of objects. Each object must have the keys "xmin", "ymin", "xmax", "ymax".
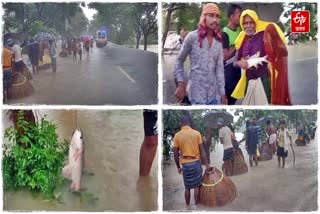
[
  {"xmin": 175, "ymin": 82, "xmax": 186, "ymax": 103},
  {"xmin": 221, "ymin": 95, "xmax": 228, "ymax": 105},
  {"xmin": 239, "ymin": 58, "xmax": 248, "ymax": 69},
  {"xmin": 205, "ymin": 164, "xmax": 211, "ymax": 172},
  {"xmin": 177, "ymin": 167, "xmax": 182, "ymax": 174}
]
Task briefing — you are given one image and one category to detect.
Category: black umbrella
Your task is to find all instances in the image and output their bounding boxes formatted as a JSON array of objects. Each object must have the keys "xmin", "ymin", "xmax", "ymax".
[
  {"xmin": 203, "ymin": 110, "xmax": 233, "ymax": 128},
  {"xmin": 257, "ymin": 115, "xmax": 274, "ymax": 125},
  {"xmin": 33, "ymin": 32, "xmax": 55, "ymax": 42}
]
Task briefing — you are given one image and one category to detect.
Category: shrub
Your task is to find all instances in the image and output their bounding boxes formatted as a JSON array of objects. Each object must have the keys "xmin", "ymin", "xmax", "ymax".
[{"xmin": 3, "ymin": 111, "xmax": 68, "ymax": 198}]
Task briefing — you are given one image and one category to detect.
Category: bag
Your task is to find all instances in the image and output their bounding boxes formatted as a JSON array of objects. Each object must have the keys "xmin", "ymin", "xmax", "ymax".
[{"xmin": 256, "ymin": 148, "xmax": 260, "ymax": 157}]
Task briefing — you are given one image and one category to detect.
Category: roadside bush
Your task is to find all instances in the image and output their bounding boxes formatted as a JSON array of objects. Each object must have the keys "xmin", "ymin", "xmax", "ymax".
[{"xmin": 3, "ymin": 111, "xmax": 68, "ymax": 198}]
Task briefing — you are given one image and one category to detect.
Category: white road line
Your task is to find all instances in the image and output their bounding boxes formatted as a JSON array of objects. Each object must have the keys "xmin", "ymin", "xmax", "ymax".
[
  {"xmin": 296, "ymin": 57, "xmax": 317, "ymax": 62},
  {"xmin": 117, "ymin": 66, "xmax": 136, "ymax": 83}
]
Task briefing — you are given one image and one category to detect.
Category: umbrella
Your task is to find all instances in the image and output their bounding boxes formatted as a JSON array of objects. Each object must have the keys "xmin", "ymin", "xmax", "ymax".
[
  {"xmin": 257, "ymin": 115, "xmax": 274, "ymax": 125},
  {"xmin": 33, "ymin": 32, "xmax": 55, "ymax": 42},
  {"xmin": 81, "ymin": 35, "xmax": 92, "ymax": 42},
  {"xmin": 203, "ymin": 110, "xmax": 234, "ymax": 128}
]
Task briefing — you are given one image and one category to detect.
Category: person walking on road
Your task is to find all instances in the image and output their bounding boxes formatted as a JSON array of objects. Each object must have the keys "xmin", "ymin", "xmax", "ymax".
[
  {"xmin": 49, "ymin": 40, "xmax": 57, "ymax": 72},
  {"xmin": 277, "ymin": 120, "xmax": 292, "ymax": 168}
]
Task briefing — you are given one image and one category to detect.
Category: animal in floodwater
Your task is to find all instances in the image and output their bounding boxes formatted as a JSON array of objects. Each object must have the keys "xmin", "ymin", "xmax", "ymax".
[
  {"xmin": 62, "ymin": 128, "xmax": 84, "ymax": 191},
  {"xmin": 246, "ymin": 51, "xmax": 269, "ymax": 69}
]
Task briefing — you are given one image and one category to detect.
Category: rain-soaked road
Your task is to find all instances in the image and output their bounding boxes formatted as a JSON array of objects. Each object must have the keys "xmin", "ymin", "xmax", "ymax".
[
  {"xmin": 6, "ymin": 43, "xmax": 158, "ymax": 105},
  {"xmin": 163, "ymin": 132, "xmax": 318, "ymax": 211},
  {"xmin": 3, "ymin": 110, "xmax": 158, "ymax": 211},
  {"xmin": 163, "ymin": 43, "xmax": 318, "ymax": 105}
]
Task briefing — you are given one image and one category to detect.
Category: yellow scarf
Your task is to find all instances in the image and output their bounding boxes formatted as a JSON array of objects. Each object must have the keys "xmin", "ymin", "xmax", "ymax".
[{"xmin": 231, "ymin": 10, "xmax": 285, "ymax": 99}]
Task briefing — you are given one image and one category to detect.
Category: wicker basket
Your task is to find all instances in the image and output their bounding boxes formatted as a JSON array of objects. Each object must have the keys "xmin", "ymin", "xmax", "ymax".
[
  {"xmin": 259, "ymin": 143, "xmax": 272, "ymax": 161},
  {"xmin": 200, "ymin": 167, "xmax": 237, "ymax": 207},
  {"xmin": 232, "ymin": 150, "xmax": 248, "ymax": 175},
  {"xmin": 7, "ymin": 72, "xmax": 34, "ymax": 99}
]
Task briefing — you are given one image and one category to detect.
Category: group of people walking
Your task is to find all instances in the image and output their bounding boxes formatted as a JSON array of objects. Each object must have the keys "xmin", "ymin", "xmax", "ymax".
[
  {"xmin": 174, "ymin": 3, "xmax": 291, "ymax": 106},
  {"xmin": 2, "ymin": 38, "xmax": 57, "ymax": 101},
  {"xmin": 173, "ymin": 114, "xmax": 294, "ymax": 205},
  {"xmin": 61, "ymin": 38, "xmax": 93, "ymax": 61}
]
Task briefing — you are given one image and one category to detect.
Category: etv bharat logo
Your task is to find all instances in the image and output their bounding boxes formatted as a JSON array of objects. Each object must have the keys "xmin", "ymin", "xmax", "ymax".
[{"xmin": 291, "ymin": 11, "xmax": 310, "ymax": 33}]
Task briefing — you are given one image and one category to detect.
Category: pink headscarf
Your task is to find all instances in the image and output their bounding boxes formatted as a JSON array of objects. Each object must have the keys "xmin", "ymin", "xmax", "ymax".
[{"xmin": 198, "ymin": 3, "xmax": 222, "ymax": 48}]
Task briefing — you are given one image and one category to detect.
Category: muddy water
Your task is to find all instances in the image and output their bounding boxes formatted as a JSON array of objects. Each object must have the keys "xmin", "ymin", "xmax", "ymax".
[
  {"xmin": 3, "ymin": 110, "xmax": 158, "ymax": 211},
  {"xmin": 163, "ymin": 133, "xmax": 318, "ymax": 211}
]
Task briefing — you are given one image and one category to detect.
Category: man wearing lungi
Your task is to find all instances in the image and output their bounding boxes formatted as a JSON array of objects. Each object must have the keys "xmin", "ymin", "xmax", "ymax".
[
  {"xmin": 173, "ymin": 116, "xmax": 210, "ymax": 205},
  {"xmin": 2, "ymin": 42, "xmax": 13, "ymax": 102},
  {"xmin": 174, "ymin": 3, "xmax": 227, "ymax": 105},
  {"xmin": 139, "ymin": 110, "xmax": 158, "ymax": 176},
  {"xmin": 233, "ymin": 10, "xmax": 291, "ymax": 105}
]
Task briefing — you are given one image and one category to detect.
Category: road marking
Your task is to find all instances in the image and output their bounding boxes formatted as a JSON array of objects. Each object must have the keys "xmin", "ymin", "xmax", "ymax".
[
  {"xmin": 117, "ymin": 66, "xmax": 136, "ymax": 83},
  {"xmin": 296, "ymin": 57, "xmax": 317, "ymax": 62}
]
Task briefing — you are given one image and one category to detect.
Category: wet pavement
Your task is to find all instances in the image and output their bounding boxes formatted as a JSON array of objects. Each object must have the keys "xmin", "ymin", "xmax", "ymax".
[
  {"xmin": 6, "ymin": 43, "xmax": 158, "ymax": 105},
  {"xmin": 3, "ymin": 110, "xmax": 158, "ymax": 211},
  {"xmin": 163, "ymin": 132, "xmax": 318, "ymax": 211},
  {"xmin": 163, "ymin": 43, "xmax": 318, "ymax": 105}
]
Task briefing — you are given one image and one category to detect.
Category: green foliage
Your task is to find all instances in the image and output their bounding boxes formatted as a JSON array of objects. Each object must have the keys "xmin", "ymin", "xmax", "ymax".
[
  {"xmin": 167, "ymin": 3, "xmax": 228, "ymax": 34},
  {"xmin": 89, "ymin": 3, "xmax": 157, "ymax": 48},
  {"xmin": 3, "ymin": 3, "xmax": 85, "ymax": 38},
  {"xmin": 29, "ymin": 20, "xmax": 56, "ymax": 37},
  {"xmin": 234, "ymin": 109, "xmax": 317, "ymax": 135},
  {"xmin": 163, "ymin": 109, "xmax": 317, "ymax": 158},
  {"xmin": 3, "ymin": 111, "xmax": 68, "ymax": 198},
  {"xmin": 162, "ymin": 110, "xmax": 221, "ymax": 159}
]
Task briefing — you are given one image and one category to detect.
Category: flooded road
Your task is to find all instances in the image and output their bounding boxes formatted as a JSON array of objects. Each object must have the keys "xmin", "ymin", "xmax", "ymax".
[
  {"xmin": 3, "ymin": 110, "xmax": 158, "ymax": 211},
  {"xmin": 6, "ymin": 42, "xmax": 158, "ymax": 105},
  {"xmin": 163, "ymin": 132, "xmax": 318, "ymax": 211}
]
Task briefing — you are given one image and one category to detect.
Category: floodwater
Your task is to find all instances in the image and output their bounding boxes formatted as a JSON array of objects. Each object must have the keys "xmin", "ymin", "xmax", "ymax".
[
  {"xmin": 163, "ymin": 132, "xmax": 318, "ymax": 211},
  {"xmin": 3, "ymin": 110, "xmax": 158, "ymax": 211}
]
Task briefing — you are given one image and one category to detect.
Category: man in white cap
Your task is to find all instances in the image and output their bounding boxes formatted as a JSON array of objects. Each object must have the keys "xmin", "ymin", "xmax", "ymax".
[{"xmin": 218, "ymin": 118, "xmax": 234, "ymax": 176}]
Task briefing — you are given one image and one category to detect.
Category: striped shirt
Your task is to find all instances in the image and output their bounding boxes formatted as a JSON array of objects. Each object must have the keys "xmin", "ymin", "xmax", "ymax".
[{"xmin": 253, "ymin": 125, "xmax": 262, "ymax": 143}]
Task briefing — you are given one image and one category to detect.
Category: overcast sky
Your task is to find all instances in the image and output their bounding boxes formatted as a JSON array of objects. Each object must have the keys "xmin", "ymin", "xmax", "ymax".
[{"xmin": 80, "ymin": 3, "xmax": 97, "ymax": 22}]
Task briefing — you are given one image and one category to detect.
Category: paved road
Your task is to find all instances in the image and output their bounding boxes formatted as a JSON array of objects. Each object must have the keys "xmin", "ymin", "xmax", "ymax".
[
  {"xmin": 7, "ymin": 43, "xmax": 158, "ymax": 105},
  {"xmin": 163, "ymin": 44, "xmax": 318, "ymax": 105}
]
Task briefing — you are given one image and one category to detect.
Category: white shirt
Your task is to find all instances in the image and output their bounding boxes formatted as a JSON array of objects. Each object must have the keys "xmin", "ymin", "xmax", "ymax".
[
  {"xmin": 219, "ymin": 126, "xmax": 233, "ymax": 150},
  {"xmin": 11, "ymin": 44, "xmax": 22, "ymax": 62}
]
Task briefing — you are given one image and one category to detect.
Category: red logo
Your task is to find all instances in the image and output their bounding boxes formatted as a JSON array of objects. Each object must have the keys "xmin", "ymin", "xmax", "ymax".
[{"xmin": 291, "ymin": 10, "xmax": 310, "ymax": 33}]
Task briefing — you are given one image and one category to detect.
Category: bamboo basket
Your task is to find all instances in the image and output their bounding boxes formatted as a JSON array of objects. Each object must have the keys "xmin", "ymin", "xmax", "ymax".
[
  {"xmin": 200, "ymin": 167, "xmax": 237, "ymax": 207},
  {"xmin": 7, "ymin": 72, "xmax": 34, "ymax": 99},
  {"xmin": 232, "ymin": 150, "xmax": 248, "ymax": 175},
  {"xmin": 259, "ymin": 143, "xmax": 272, "ymax": 161}
]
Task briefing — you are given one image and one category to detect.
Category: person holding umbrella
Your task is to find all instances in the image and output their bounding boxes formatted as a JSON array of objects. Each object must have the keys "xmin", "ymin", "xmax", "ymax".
[
  {"xmin": 218, "ymin": 118, "xmax": 234, "ymax": 176},
  {"xmin": 49, "ymin": 40, "xmax": 57, "ymax": 72},
  {"xmin": 28, "ymin": 38, "xmax": 40, "ymax": 74}
]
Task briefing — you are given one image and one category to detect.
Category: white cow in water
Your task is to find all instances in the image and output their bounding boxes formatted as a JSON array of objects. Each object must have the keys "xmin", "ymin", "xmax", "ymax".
[{"xmin": 62, "ymin": 128, "xmax": 84, "ymax": 191}]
